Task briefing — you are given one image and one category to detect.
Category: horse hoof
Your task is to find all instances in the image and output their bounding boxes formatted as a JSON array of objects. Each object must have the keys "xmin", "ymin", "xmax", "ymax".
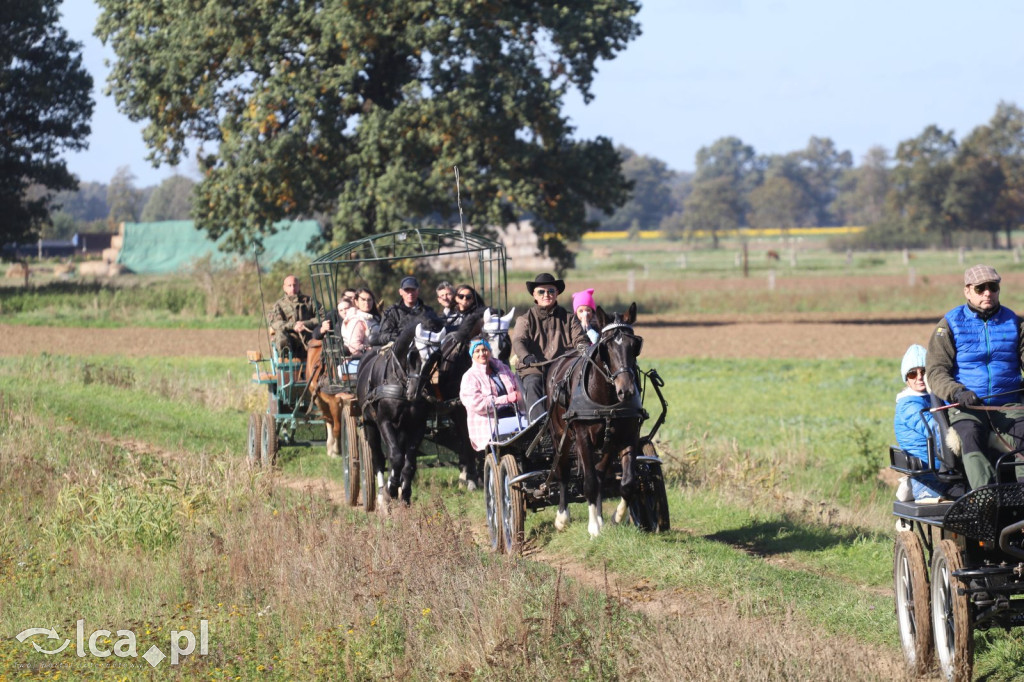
[
  {"xmin": 554, "ymin": 509, "xmax": 570, "ymax": 531},
  {"xmin": 466, "ymin": 479, "xmax": 477, "ymax": 492},
  {"xmin": 613, "ymin": 499, "xmax": 628, "ymax": 524}
]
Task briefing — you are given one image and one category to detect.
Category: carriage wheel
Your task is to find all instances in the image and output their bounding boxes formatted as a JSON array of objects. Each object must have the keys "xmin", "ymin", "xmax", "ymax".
[
  {"xmin": 359, "ymin": 427, "xmax": 376, "ymax": 513},
  {"xmin": 628, "ymin": 459, "xmax": 671, "ymax": 532},
  {"xmin": 894, "ymin": 531, "xmax": 933, "ymax": 676},
  {"xmin": 499, "ymin": 454, "xmax": 525, "ymax": 555},
  {"xmin": 341, "ymin": 403, "xmax": 360, "ymax": 507},
  {"xmin": 247, "ymin": 413, "xmax": 262, "ymax": 467},
  {"xmin": 483, "ymin": 451, "xmax": 503, "ymax": 553},
  {"xmin": 260, "ymin": 414, "xmax": 279, "ymax": 467},
  {"xmin": 931, "ymin": 539, "xmax": 973, "ymax": 682}
]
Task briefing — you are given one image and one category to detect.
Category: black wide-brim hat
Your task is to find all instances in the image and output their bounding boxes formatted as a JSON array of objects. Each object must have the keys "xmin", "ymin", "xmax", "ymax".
[{"xmin": 526, "ymin": 272, "xmax": 565, "ymax": 295}]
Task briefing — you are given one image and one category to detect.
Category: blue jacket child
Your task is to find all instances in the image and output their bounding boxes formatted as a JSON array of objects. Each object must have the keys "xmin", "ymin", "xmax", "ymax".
[{"xmin": 894, "ymin": 344, "xmax": 949, "ymax": 501}]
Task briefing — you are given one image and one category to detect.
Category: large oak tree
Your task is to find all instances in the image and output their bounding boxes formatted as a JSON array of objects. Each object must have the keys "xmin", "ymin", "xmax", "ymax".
[
  {"xmin": 96, "ymin": 1, "xmax": 640, "ymax": 267},
  {"xmin": 1, "ymin": 0, "xmax": 93, "ymax": 249}
]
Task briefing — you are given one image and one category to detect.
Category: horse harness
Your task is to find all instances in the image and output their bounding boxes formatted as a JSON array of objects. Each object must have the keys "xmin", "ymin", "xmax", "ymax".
[{"xmin": 549, "ymin": 327, "xmax": 647, "ymax": 479}]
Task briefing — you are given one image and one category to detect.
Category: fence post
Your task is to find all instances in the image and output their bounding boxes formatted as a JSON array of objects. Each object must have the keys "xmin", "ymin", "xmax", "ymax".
[{"xmin": 768, "ymin": 269, "xmax": 776, "ymax": 291}]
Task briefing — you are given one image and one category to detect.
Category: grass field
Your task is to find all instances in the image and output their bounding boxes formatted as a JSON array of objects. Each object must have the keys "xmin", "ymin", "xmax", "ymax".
[
  {"xmin": 1, "ymin": 348, "xmax": 1023, "ymax": 678},
  {"xmin": 5, "ymin": 243, "xmax": 1024, "ymax": 678}
]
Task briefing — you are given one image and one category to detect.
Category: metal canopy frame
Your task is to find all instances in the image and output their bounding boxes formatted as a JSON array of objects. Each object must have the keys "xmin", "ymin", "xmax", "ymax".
[{"xmin": 306, "ymin": 227, "xmax": 508, "ymax": 391}]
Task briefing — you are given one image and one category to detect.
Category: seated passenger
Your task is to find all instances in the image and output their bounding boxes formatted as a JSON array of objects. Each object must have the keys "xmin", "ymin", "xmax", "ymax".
[
  {"xmin": 269, "ymin": 274, "xmax": 317, "ymax": 360},
  {"xmin": 459, "ymin": 337, "xmax": 525, "ymax": 455},
  {"xmin": 446, "ymin": 283, "xmax": 484, "ymax": 332},
  {"xmin": 311, "ymin": 291, "xmax": 355, "ymax": 342},
  {"xmin": 370, "ymin": 276, "xmax": 438, "ymax": 346},
  {"xmin": 571, "ymin": 288, "xmax": 600, "ymax": 345},
  {"xmin": 511, "ymin": 272, "xmax": 588, "ymax": 420},
  {"xmin": 894, "ymin": 344, "xmax": 950, "ymax": 503},
  {"xmin": 341, "ymin": 291, "xmax": 378, "ymax": 359}
]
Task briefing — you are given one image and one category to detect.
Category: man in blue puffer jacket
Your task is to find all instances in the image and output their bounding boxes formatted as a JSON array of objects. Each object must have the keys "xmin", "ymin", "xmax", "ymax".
[{"xmin": 927, "ymin": 264, "xmax": 1024, "ymax": 490}]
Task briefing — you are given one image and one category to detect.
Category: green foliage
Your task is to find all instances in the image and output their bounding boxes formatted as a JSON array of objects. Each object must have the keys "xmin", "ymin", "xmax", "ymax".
[
  {"xmin": 96, "ymin": 1, "xmax": 641, "ymax": 269},
  {"xmin": 0, "ymin": 0, "xmax": 93, "ymax": 248},
  {"xmin": 140, "ymin": 174, "xmax": 196, "ymax": 222}
]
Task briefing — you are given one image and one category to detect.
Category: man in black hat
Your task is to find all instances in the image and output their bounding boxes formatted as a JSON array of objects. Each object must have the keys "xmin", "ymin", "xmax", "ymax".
[
  {"xmin": 511, "ymin": 272, "xmax": 588, "ymax": 420},
  {"xmin": 370, "ymin": 275, "xmax": 438, "ymax": 346},
  {"xmin": 927, "ymin": 264, "xmax": 1024, "ymax": 490}
]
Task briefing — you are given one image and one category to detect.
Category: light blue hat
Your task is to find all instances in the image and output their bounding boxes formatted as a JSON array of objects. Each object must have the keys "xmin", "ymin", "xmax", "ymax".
[
  {"xmin": 468, "ymin": 338, "xmax": 491, "ymax": 357},
  {"xmin": 900, "ymin": 344, "xmax": 927, "ymax": 382}
]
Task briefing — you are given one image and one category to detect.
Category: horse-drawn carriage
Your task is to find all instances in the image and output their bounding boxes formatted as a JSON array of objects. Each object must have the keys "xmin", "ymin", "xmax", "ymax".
[
  {"xmin": 304, "ymin": 227, "xmax": 510, "ymax": 509},
  {"xmin": 246, "ymin": 343, "xmax": 327, "ymax": 467},
  {"xmin": 482, "ymin": 305, "xmax": 672, "ymax": 555},
  {"xmin": 891, "ymin": 397, "xmax": 1024, "ymax": 681}
]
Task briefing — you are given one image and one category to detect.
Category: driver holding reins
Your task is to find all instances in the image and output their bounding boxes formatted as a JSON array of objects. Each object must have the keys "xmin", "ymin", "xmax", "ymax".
[
  {"xmin": 511, "ymin": 272, "xmax": 588, "ymax": 421},
  {"xmin": 927, "ymin": 264, "xmax": 1024, "ymax": 490}
]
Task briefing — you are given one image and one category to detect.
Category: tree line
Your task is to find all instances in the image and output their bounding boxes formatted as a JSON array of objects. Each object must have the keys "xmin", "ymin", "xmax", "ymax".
[
  {"xmin": 605, "ymin": 101, "xmax": 1024, "ymax": 250},
  {"xmin": 7, "ymin": 1, "xmax": 1022, "ymax": 265}
]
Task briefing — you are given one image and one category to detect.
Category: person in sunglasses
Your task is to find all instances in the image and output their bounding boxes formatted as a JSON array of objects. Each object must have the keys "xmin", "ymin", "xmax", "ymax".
[
  {"xmin": 511, "ymin": 272, "xmax": 588, "ymax": 421},
  {"xmin": 445, "ymin": 283, "xmax": 485, "ymax": 332},
  {"xmin": 927, "ymin": 264, "xmax": 1024, "ymax": 490},
  {"xmin": 894, "ymin": 344, "xmax": 950, "ymax": 503}
]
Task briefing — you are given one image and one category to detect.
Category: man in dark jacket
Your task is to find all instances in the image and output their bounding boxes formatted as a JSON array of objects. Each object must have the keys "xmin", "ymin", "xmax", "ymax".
[
  {"xmin": 370, "ymin": 276, "xmax": 438, "ymax": 346},
  {"xmin": 927, "ymin": 264, "xmax": 1024, "ymax": 489},
  {"xmin": 269, "ymin": 274, "xmax": 317, "ymax": 360},
  {"xmin": 511, "ymin": 272, "xmax": 588, "ymax": 420}
]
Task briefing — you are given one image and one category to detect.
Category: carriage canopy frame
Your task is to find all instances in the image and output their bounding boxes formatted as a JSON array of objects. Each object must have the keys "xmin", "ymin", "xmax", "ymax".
[{"xmin": 307, "ymin": 227, "xmax": 509, "ymax": 391}]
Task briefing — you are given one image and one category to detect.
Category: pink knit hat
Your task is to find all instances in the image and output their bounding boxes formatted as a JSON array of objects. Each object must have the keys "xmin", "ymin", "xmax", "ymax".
[{"xmin": 572, "ymin": 288, "xmax": 596, "ymax": 313}]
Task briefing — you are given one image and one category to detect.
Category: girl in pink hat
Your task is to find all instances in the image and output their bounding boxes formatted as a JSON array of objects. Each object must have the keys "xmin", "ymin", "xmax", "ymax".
[{"xmin": 572, "ymin": 288, "xmax": 600, "ymax": 345}]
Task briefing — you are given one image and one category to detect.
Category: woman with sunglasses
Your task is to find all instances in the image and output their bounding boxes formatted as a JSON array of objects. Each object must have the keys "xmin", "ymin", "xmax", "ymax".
[
  {"xmin": 894, "ymin": 344, "xmax": 949, "ymax": 503},
  {"xmin": 511, "ymin": 272, "xmax": 588, "ymax": 421},
  {"xmin": 445, "ymin": 283, "xmax": 484, "ymax": 332},
  {"xmin": 927, "ymin": 264, "xmax": 1024, "ymax": 491}
]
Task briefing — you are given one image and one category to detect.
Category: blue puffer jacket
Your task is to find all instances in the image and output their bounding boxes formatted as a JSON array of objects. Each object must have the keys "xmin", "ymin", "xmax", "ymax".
[
  {"xmin": 894, "ymin": 389, "xmax": 939, "ymax": 465},
  {"xmin": 945, "ymin": 304, "xmax": 1022, "ymax": 406}
]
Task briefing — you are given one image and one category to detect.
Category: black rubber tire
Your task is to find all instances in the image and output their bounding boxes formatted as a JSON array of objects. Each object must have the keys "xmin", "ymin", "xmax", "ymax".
[
  {"xmin": 499, "ymin": 454, "xmax": 525, "ymax": 555},
  {"xmin": 260, "ymin": 414, "xmax": 279, "ymax": 467},
  {"xmin": 342, "ymin": 403, "xmax": 360, "ymax": 507},
  {"xmin": 931, "ymin": 539, "xmax": 973, "ymax": 682},
  {"xmin": 359, "ymin": 427, "xmax": 376, "ymax": 513},
  {"xmin": 247, "ymin": 412, "xmax": 261, "ymax": 467},
  {"xmin": 483, "ymin": 451, "xmax": 503, "ymax": 553},
  {"xmin": 894, "ymin": 531, "xmax": 933, "ymax": 676}
]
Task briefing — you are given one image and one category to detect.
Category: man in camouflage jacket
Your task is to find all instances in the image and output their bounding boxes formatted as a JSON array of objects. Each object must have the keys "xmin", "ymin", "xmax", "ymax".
[{"xmin": 270, "ymin": 275, "xmax": 317, "ymax": 360}]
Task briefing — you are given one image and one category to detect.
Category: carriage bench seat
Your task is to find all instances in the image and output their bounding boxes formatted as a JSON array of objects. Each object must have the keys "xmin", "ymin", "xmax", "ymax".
[{"xmin": 893, "ymin": 499, "xmax": 953, "ymax": 518}]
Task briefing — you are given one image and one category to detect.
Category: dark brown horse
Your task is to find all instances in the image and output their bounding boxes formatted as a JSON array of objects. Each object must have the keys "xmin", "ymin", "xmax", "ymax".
[{"xmin": 545, "ymin": 303, "xmax": 644, "ymax": 537}]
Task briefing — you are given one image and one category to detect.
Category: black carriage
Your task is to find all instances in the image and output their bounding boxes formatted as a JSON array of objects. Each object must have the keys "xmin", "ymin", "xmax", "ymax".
[
  {"xmin": 890, "ymin": 398, "xmax": 1024, "ymax": 681},
  {"xmin": 305, "ymin": 227, "xmax": 509, "ymax": 510},
  {"xmin": 482, "ymin": 366, "xmax": 671, "ymax": 555}
]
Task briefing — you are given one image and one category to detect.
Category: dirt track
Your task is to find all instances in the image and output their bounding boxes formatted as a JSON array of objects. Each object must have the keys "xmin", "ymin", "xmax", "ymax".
[{"xmin": 0, "ymin": 315, "xmax": 938, "ymax": 360}]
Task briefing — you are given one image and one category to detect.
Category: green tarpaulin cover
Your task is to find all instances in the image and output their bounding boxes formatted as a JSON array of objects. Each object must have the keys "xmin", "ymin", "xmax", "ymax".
[{"xmin": 116, "ymin": 220, "xmax": 320, "ymax": 274}]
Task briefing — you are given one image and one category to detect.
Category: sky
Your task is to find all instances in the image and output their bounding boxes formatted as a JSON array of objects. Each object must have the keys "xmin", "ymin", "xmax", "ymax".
[{"xmin": 60, "ymin": 0, "xmax": 1024, "ymax": 188}]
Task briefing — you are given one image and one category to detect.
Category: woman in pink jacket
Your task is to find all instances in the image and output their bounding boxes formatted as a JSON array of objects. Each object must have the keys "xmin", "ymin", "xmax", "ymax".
[{"xmin": 459, "ymin": 336, "xmax": 525, "ymax": 455}]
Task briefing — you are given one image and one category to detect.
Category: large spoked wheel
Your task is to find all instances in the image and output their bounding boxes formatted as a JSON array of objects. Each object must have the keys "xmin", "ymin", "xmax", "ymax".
[
  {"xmin": 247, "ymin": 413, "xmax": 262, "ymax": 467},
  {"xmin": 342, "ymin": 404, "xmax": 360, "ymax": 507},
  {"xmin": 483, "ymin": 451, "xmax": 503, "ymax": 553},
  {"xmin": 628, "ymin": 458, "xmax": 671, "ymax": 532},
  {"xmin": 359, "ymin": 427, "xmax": 376, "ymax": 513},
  {"xmin": 894, "ymin": 531, "xmax": 933, "ymax": 676},
  {"xmin": 931, "ymin": 539, "xmax": 973, "ymax": 682},
  {"xmin": 499, "ymin": 455, "xmax": 525, "ymax": 555},
  {"xmin": 259, "ymin": 414, "xmax": 279, "ymax": 468}
]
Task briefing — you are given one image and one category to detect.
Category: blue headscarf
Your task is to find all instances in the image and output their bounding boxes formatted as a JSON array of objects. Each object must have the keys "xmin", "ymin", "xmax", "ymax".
[{"xmin": 468, "ymin": 338, "xmax": 491, "ymax": 357}]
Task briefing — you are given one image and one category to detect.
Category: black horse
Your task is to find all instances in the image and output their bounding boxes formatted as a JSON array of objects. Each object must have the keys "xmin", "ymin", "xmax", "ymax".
[
  {"xmin": 545, "ymin": 303, "xmax": 644, "ymax": 537},
  {"xmin": 356, "ymin": 315, "xmax": 446, "ymax": 506},
  {"xmin": 433, "ymin": 307, "xmax": 515, "ymax": 488}
]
